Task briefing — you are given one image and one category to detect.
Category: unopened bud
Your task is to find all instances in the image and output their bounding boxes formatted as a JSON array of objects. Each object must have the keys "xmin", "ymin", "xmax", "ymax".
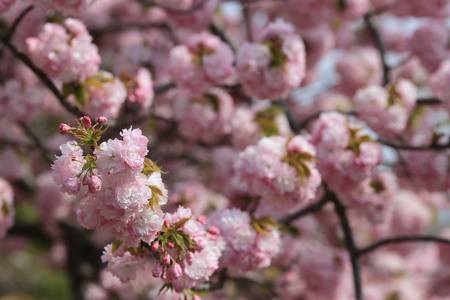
[
  {"xmin": 152, "ymin": 263, "xmax": 163, "ymax": 278},
  {"xmin": 162, "ymin": 253, "xmax": 171, "ymax": 266},
  {"xmin": 164, "ymin": 220, "xmax": 170, "ymax": 228},
  {"xmin": 186, "ymin": 252, "xmax": 195, "ymax": 265},
  {"xmin": 80, "ymin": 116, "xmax": 91, "ymax": 128},
  {"xmin": 208, "ymin": 226, "xmax": 220, "ymax": 235},
  {"xmin": 97, "ymin": 116, "xmax": 107, "ymax": 125},
  {"xmin": 197, "ymin": 215, "xmax": 207, "ymax": 225},
  {"xmin": 59, "ymin": 123, "xmax": 71, "ymax": 135},
  {"xmin": 88, "ymin": 175, "xmax": 102, "ymax": 193},
  {"xmin": 167, "ymin": 263, "xmax": 182, "ymax": 280},
  {"xmin": 151, "ymin": 241, "xmax": 159, "ymax": 253},
  {"xmin": 167, "ymin": 242, "xmax": 174, "ymax": 249}
]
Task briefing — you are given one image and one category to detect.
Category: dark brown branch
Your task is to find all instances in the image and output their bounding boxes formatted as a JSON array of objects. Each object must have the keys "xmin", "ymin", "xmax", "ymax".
[
  {"xmin": 364, "ymin": 12, "xmax": 390, "ymax": 86},
  {"xmin": 139, "ymin": 0, "xmax": 208, "ymax": 14},
  {"xmin": 378, "ymin": 138, "xmax": 450, "ymax": 151},
  {"xmin": 279, "ymin": 192, "xmax": 331, "ymax": 224},
  {"xmin": 417, "ymin": 97, "xmax": 443, "ymax": 105},
  {"xmin": 0, "ymin": 36, "xmax": 84, "ymax": 118},
  {"xmin": 18, "ymin": 121, "xmax": 54, "ymax": 164},
  {"xmin": 330, "ymin": 191, "xmax": 363, "ymax": 300},
  {"xmin": 154, "ymin": 81, "xmax": 176, "ymax": 95},
  {"xmin": 192, "ymin": 268, "xmax": 227, "ymax": 292},
  {"xmin": 209, "ymin": 20, "xmax": 238, "ymax": 53},
  {"xmin": 274, "ymin": 99, "xmax": 301, "ymax": 133},
  {"xmin": 243, "ymin": 1, "xmax": 253, "ymax": 42},
  {"xmin": 358, "ymin": 236, "xmax": 450, "ymax": 256},
  {"xmin": 0, "ymin": 5, "xmax": 34, "ymax": 58}
]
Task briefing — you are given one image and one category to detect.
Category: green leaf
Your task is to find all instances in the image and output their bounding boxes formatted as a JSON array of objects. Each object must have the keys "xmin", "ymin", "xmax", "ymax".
[
  {"xmin": 111, "ymin": 240, "xmax": 123, "ymax": 254},
  {"xmin": 1, "ymin": 202, "xmax": 9, "ymax": 215},
  {"xmin": 204, "ymin": 93, "xmax": 220, "ymax": 112},
  {"xmin": 73, "ymin": 84, "xmax": 90, "ymax": 109},
  {"xmin": 370, "ymin": 181, "xmax": 385, "ymax": 194},
  {"xmin": 335, "ymin": 0, "xmax": 347, "ymax": 11},
  {"xmin": 173, "ymin": 217, "xmax": 190, "ymax": 231},
  {"xmin": 157, "ymin": 283, "xmax": 174, "ymax": 296},
  {"xmin": 262, "ymin": 37, "xmax": 288, "ymax": 69},
  {"xmin": 254, "ymin": 105, "xmax": 285, "ymax": 137}
]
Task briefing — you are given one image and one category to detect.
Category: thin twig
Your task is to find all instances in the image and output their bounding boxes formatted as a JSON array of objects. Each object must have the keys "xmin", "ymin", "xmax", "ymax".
[
  {"xmin": 364, "ymin": 12, "xmax": 390, "ymax": 86},
  {"xmin": 243, "ymin": 1, "xmax": 253, "ymax": 42},
  {"xmin": 358, "ymin": 236, "xmax": 450, "ymax": 256},
  {"xmin": 274, "ymin": 99, "xmax": 301, "ymax": 133},
  {"xmin": 417, "ymin": 97, "xmax": 443, "ymax": 106},
  {"xmin": 18, "ymin": 121, "xmax": 54, "ymax": 164},
  {"xmin": 209, "ymin": 20, "xmax": 238, "ymax": 53},
  {"xmin": 0, "ymin": 36, "xmax": 84, "ymax": 118},
  {"xmin": 0, "ymin": 5, "xmax": 34, "ymax": 57},
  {"xmin": 279, "ymin": 192, "xmax": 331, "ymax": 225},
  {"xmin": 378, "ymin": 138, "xmax": 450, "ymax": 151},
  {"xmin": 330, "ymin": 191, "xmax": 363, "ymax": 300},
  {"xmin": 154, "ymin": 81, "xmax": 176, "ymax": 95},
  {"xmin": 139, "ymin": 0, "xmax": 208, "ymax": 14}
]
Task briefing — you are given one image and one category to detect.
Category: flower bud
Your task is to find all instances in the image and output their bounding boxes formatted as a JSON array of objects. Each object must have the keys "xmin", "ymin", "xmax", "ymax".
[
  {"xmin": 167, "ymin": 242, "xmax": 174, "ymax": 249},
  {"xmin": 88, "ymin": 175, "xmax": 102, "ymax": 193},
  {"xmin": 151, "ymin": 241, "xmax": 159, "ymax": 253},
  {"xmin": 162, "ymin": 253, "xmax": 171, "ymax": 265},
  {"xmin": 164, "ymin": 220, "xmax": 170, "ymax": 228},
  {"xmin": 208, "ymin": 226, "xmax": 220, "ymax": 235},
  {"xmin": 186, "ymin": 252, "xmax": 195, "ymax": 265},
  {"xmin": 197, "ymin": 215, "xmax": 207, "ymax": 225},
  {"xmin": 193, "ymin": 237, "xmax": 206, "ymax": 252},
  {"xmin": 59, "ymin": 123, "xmax": 71, "ymax": 135},
  {"xmin": 152, "ymin": 263, "xmax": 163, "ymax": 278},
  {"xmin": 97, "ymin": 116, "xmax": 107, "ymax": 124},
  {"xmin": 166, "ymin": 263, "xmax": 182, "ymax": 280},
  {"xmin": 80, "ymin": 116, "xmax": 92, "ymax": 128}
]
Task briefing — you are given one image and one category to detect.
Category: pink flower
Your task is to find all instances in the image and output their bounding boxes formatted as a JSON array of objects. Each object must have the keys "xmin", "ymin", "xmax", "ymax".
[
  {"xmin": 59, "ymin": 123, "xmax": 71, "ymax": 135},
  {"xmin": 152, "ymin": 263, "xmax": 163, "ymax": 278},
  {"xmin": 430, "ymin": 60, "xmax": 450, "ymax": 111},
  {"xmin": 335, "ymin": 47, "xmax": 382, "ymax": 96},
  {"xmin": 208, "ymin": 208, "xmax": 280, "ymax": 277},
  {"xmin": 88, "ymin": 176, "xmax": 102, "ymax": 193},
  {"xmin": 237, "ymin": 19, "xmax": 305, "ymax": 100},
  {"xmin": 173, "ymin": 89, "xmax": 234, "ymax": 144},
  {"xmin": 52, "ymin": 141, "xmax": 86, "ymax": 195},
  {"xmin": 81, "ymin": 71, "xmax": 127, "ymax": 120},
  {"xmin": 168, "ymin": 31, "xmax": 234, "ymax": 93},
  {"xmin": 0, "ymin": 0, "xmax": 17, "ymax": 15},
  {"xmin": 26, "ymin": 18, "xmax": 100, "ymax": 83}
]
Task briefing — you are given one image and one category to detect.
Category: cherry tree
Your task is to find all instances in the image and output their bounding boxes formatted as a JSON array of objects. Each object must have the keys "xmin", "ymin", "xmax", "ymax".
[{"xmin": 1, "ymin": 1, "xmax": 450, "ymax": 299}]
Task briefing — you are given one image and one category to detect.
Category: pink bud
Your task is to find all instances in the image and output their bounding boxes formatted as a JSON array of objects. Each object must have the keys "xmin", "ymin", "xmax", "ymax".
[
  {"xmin": 166, "ymin": 263, "xmax": 182, "ymax": 280},
  {"xmin": 162, "ymin": 253, "xmax": 171, "ymax": 266},
  {"xmin": 97, "ymin": 116, "xmax": 107, "ymax": 125},
  {"xmin": 167, "ymin": 242, "xmax": 174, "ymax": 249},
  {"xmin": 160, "ymin": 246, "xmax": 165, "ymax": 254},
  {"xmin": 164, "ymin": 220, "xmax": 170, "ymax": 228},
  {"xmin": 151, "ymin": 241, "xmax": 159, "ymax": 253},
  {"xmin": 88, "ymin": 175, "xmax": 102, "ymax": 193},
  {"xmin": 66, "ymin": 177, "xmax": 81, "ymax": 194},
  {"xmin": 82, "ymin": 176, "xmax": 89, "ymax": 186},
  {"xmin": 152, "ymin": 263, "xmax": 163, "ymax": 278},
  {"xmin": 197, "ymin": 215, "xmax": 207, "ymax": 225},
  {"xmin": 208, "ymin": 226, "xmax": 220, "ymax": 235},
  {"xmin": 193, "ymin": 237, "xmax": 206, "ymax": 252},
  {"xmin": 186, "ymin": 252, "xmax": 195, "ymax": 265},
  {"xmin": 80, "ymin": 116, "xmax": 91, "ymax": 128},
  {"xmin": 59, "ymin": 123, "xmax": 71, "ymax": 135}
]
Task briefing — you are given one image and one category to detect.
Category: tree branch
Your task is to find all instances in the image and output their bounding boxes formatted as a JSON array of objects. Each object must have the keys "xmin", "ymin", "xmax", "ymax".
[
  {"xmin": 139, "ymin": 0, "xmax": 208, "ymax": 14},
  {"xmin": 330, "ymin": 191, "xmax": 363, "ymax": 300},
  {"xmin": 279, "ymin": 192, "xmax": 331, "ymax": 224},
  {"xmin": 0, "ymin": 36, "xmax": 84, "ymax": 118},
  {"xmin": 209, "ymin": 20, "xmax": 238, "ymax": 53},
  {"xmin": 364, "ymin": 12, "xmax": 390, "ymax": 86},
  {"xmin": 378, "ymin": 138, "xmax": 450, "ymax": 151}
]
